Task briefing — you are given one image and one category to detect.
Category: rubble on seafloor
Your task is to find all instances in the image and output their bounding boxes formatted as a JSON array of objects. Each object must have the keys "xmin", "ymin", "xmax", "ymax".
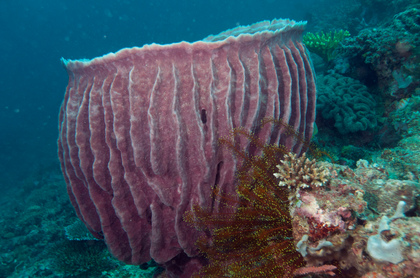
[{"xmin": 290, "ymin": 159, "xmax": 420, "ymax": 277}]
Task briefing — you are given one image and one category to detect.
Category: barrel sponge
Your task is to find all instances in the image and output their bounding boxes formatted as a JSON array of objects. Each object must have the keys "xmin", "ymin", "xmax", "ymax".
[{"xmin": 317, "ymin": 73, "xmax": 377, "ymax": 134}]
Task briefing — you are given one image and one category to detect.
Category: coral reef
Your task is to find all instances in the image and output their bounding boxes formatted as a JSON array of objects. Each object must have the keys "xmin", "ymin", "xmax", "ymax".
[
  {"xmin": 185, "ymin": 121, "xmax": 420, "ymax": 277},
  {"xmin": 289, "ymin": 160, "xmax": 420, "ymax": 277},
  {"xmin": 2, "ymin": 3, "xmax": 420, "ymax": 278},
  {"xmin": 309, "ymin": 6, "xmax": 419, "ymax": 158},
  {"xmin": 373, "ymin": 92, "xmax": 420, "ymax": 180},
  {"xmin": 317, "ymin": 73, "xmax": 378, "ymax": 134},
  {"xmin": 303, "ymin": 30, "xmax": 350, "ymax": 63},
  {"xmin": 6, "ymin": 156, "xmax": 418, "ymax": 278},
  {"xmin": 337, "ymin": 6, "xmax": 420, "ymax": 96}
]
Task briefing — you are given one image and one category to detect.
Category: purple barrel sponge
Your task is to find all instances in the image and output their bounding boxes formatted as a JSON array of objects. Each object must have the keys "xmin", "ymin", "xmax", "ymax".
[{"xmin": 58, "ymin": 18, "xmax": 316, "ymax": 276}]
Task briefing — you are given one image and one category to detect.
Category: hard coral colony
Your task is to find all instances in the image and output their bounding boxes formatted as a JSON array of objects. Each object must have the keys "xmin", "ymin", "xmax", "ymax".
[{"xmin": 273, "ymin": 152, "xmax": 330, "ymax": 203}]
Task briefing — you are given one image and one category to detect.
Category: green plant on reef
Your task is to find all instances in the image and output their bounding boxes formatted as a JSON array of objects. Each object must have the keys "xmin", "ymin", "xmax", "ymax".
[{"xmin": 303, "ymin": 30, "xmax": 350, "ymax": 63}]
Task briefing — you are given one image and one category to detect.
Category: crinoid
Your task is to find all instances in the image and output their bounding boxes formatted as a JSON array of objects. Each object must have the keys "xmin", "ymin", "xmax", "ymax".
[{"xmin": 184, "ymin": 118, "xmax": 335, "ymax": 278}]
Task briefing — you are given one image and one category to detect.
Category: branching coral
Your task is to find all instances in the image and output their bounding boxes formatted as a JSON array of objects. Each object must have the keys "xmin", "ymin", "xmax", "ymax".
[
  {"xmin": 273, "ymin": 152, "xmax": 330, "ymax": 205},
  {"xmin": 274, "ymin": 152, "xmax": 330, "ymax": 190},
  {"xmin": 303, "ymin": 30, "xmax": 350, "ymax": 63}
]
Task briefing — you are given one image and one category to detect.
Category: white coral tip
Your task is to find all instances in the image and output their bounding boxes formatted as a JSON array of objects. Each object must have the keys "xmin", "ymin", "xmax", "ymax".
[{"xmin": 278, "ymin": 181, "xmax": 286, "ymax": 187}]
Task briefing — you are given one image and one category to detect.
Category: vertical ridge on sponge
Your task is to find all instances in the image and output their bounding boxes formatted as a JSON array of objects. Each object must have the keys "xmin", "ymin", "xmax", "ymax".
[{"xmin": 58, "ymin": 18, "xmax": 316, "ymax": 266}]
